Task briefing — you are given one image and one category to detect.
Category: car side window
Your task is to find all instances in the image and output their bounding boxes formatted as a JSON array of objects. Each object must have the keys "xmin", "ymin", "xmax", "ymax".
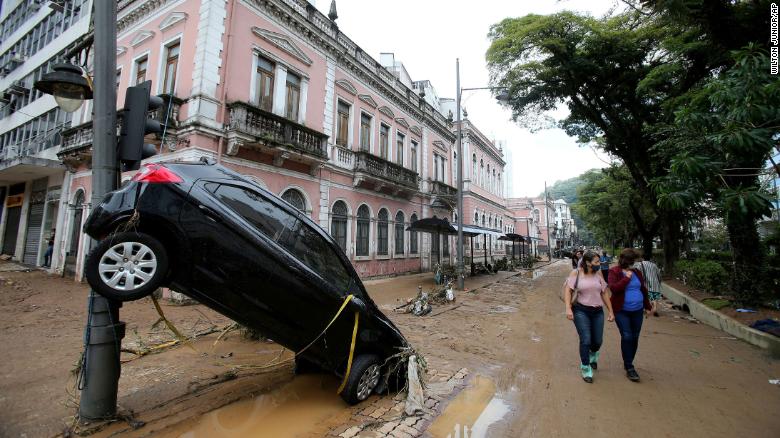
[
  {"xmin": 283, "ymin": 221, "xmax": 353, "ymax": 294},
  {"xmin": 209, "ymin": 183, "xmax": 296, "ymax": 243}
]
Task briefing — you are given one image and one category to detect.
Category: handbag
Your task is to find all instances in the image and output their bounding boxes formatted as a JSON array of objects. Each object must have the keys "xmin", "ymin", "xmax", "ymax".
[{"xmin": 570, "ymin": 269, "xmax": 581, "ymax": 306}]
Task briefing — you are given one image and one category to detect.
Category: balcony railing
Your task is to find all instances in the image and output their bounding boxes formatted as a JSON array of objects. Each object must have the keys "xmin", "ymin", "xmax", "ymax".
[
  {"xmin": 429, "ymin": 180, "xmax": 457, "ymax": 197},
  {"xmin": 59, "ymin": 93, "xmax": 182, "ymax": 155},
  {"xmin": 227, "ymin": 101, "xmax": 327, "ymax": 159},
  {"xmin": 353, "ymin": 151, "xmax": 419, "ymax": 191}
]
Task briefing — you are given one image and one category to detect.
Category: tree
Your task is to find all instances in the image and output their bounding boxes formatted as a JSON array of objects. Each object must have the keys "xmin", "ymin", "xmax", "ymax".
[
  {"xmin": 486, "ymin": 11, "xmax": 677, "ymax": 263},
  {"xmin": 573, "ymin": 166, "xmax": 657, "ymax": 251},
  {"xmin": 654, "ymin": 47, "xmax": 778, "ymax": 304}
]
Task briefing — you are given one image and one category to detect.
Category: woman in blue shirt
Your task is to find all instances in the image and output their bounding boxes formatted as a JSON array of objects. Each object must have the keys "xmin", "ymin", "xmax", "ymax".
[{"xmin": 608, "ymin": 248, "xmax": 652, "ymax": 382}]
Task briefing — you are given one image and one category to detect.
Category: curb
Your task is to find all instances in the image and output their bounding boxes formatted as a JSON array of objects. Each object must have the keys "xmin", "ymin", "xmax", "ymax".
[{"xmin": 661, "ymin": 283, "xmax": 780, "ymax": 358}]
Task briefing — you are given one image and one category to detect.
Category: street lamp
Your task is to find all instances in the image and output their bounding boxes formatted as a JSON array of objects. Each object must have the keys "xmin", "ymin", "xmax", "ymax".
[
  {"xmin": 33, "ymin": 63, "xmax": 93, "ymax": 113},
  {"xmin": 34, "ymin": 2, "xmax": 122, "ymax": 421},
  {"xmin": 454, "ymin": 58, "xmax": 509, "ymax": 290}
]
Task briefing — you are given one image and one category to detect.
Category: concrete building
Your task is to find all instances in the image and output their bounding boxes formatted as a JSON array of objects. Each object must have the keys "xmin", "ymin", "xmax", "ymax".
[
  {"xmin": 0, "ymin": 0, "xmax": 92, "ymax": 272},
  {"xmin": 23, "ymin": 0, "xmax": 520, "ymax": 281}
]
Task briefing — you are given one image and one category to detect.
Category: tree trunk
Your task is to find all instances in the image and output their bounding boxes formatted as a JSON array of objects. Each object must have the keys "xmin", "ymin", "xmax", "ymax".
[
  {"xmin": 661, "ymin": 212, "xmax": 682, "ymax": 274},
  {"xmin": 641, "ymin": 232, "xmax": 654, "ymax": 261},
  {"xmin": 726, "ymin": 214, "xmax": 765, "ymax": 306}
]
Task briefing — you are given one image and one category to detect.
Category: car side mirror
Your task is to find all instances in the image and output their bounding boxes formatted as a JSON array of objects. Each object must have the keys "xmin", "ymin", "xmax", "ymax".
[{"xmin": 351, "ymin": 296, "xmax": 367, "ymax": 312}]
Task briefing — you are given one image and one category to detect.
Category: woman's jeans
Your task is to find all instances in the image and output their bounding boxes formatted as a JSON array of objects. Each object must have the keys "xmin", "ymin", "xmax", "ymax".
[
  {"xmin": 572, "ymin": 304, "xmax": 604, "ymax": 365},
  {"xmin": 615, "ymin": 309, "xmax": 644, "ymax": 370}
]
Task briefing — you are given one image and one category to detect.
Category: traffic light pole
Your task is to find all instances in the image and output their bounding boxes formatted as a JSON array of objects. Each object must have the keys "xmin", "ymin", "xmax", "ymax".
[{"xmin": 79, "ymin": 0, "xmax": 125, "ymax": 421}]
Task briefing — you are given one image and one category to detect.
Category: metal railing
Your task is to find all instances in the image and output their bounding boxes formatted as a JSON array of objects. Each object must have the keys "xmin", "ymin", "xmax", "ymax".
[
  {"xmin": 353, "ymin": 151, "xmax": 419, "ymax": 190},
  {"xmin": 227, "ymin": 101, "xmax": 328, "ymax": 159}
]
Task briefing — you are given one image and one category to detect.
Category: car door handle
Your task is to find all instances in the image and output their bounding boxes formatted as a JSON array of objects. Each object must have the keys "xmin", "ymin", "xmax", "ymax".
[{"xmin": 198, "ymin": 204, "xmax": 221, "ymax": 222}]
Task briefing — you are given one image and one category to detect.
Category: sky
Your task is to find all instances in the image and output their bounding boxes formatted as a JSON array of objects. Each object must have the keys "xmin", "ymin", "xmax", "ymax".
[{"xmin": 314, "ymin": 0, "xmax": 619, "ymax": 197}]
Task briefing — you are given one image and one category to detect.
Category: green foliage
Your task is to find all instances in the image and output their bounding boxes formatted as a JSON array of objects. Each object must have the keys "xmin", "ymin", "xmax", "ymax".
[
  {"xmin": 675, "ymin": 259, "xmax": 729, "ymax": 294},
  {"xmin": 572, "ymin": 166, "xmax": 656, "ymax": 248},
  {"xmin": 694, "ymin": 224, "xmax": 730, "ymax": 253}
]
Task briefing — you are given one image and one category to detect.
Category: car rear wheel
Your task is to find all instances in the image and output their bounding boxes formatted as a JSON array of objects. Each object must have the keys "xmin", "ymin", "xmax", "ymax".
[
  {"xmin": 340, "ymin": 354, "xmax": 381, "ymax": 405},
  {"xmin": 85, "ymin": 232, "xmax": 169, "ymax": 302}
]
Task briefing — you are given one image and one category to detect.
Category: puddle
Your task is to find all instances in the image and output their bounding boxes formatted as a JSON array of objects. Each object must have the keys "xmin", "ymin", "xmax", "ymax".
[
  {"xmin": 159, "ymin": 375, "xmax": 345, "ymax": 438},
  {"xmin": 428, "ymin": 375, "xmax": 511, "ymax": 438},
  {"xmin": 489, "ymin": 305, "xmax": 517, "ymax": 314}
]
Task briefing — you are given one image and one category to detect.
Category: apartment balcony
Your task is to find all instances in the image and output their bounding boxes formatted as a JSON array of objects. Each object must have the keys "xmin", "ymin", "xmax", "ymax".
[
  {"xmin": 353, "ymin": 151, "xmax": 419, "ymax": 199},
  {"xmin": 225, "ymin": 101, "xmax": 328, "ymax": 174},
  {"xmin": 57, "ymin": 94, "xmax": 183, "ymax": 170},
  {"xmin": 428, "ymin": 179, "xmax": 457, "ymax": 210}
]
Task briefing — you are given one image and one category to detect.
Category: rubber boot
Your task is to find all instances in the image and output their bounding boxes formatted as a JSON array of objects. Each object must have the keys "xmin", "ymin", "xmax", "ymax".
[
  {"xmin": 580, "ymin": 364, "xmax": 593, "ymax": 383},
  {"xmin": 589, "ymin": 351, "xmax": 600, "ymax": 370}
]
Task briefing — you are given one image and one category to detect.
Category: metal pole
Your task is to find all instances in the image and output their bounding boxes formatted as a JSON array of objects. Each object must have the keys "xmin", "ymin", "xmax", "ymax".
[
  {"xmin": 79, "ymin": 0, "xmax": 125, "ymax": 421},
  {"xmin": 544, "ymin": 181, "xmax": 552, "ymax": 261},
  {"xmin": 456, "ymin": 59, "xmax": 465, "ymax": 290}
]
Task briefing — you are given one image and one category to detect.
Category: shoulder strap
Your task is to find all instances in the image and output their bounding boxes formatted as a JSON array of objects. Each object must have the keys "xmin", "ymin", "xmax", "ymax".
[{"xmin": 574, "ymin": 269, "xmax": 580, "ymax": 290}]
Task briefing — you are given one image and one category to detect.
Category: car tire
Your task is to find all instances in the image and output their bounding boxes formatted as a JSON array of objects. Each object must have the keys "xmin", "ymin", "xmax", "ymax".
[
  {"xmin": 85, "ymin": 232, "xmax": 169, "ymax": 302},
  {"xmin": 340, "ymin": 354, "xmax": 381, "ymax": 405}
]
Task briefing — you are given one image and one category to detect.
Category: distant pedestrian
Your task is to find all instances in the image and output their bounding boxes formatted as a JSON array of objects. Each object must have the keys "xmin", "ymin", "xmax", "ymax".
[
  {"xmin": 571, "ymin": 249, "xmax": 583, "ymax": 269},
  {"xmin": 43, "ymin": 229, "xmax": 55, "ymax": 268},
  {"xmin": 608, "ymin": 248, "xmax": 653, "ymax": 382},
  {"xmin": 634, "ymin": 256, "xmax": 663, "ymax": 317},
  {"xmin": 564, "ymin": 250, "xmax": 614, "ymax": 383},
  {"xmin": 599, "ymin": 251, "xmax": 612, "ymax": 282}
]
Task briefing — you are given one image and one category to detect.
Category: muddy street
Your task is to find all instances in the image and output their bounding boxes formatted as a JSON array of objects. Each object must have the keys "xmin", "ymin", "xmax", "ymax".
[{"xmin": 2, "ymin": 262, "xmax": 780, "ymax": 437}]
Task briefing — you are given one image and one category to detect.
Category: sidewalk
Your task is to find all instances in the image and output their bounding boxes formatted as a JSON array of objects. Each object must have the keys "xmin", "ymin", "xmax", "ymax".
[{"xmin": 364, "ymin": 270, "xmax": 521, "ymax": 308}]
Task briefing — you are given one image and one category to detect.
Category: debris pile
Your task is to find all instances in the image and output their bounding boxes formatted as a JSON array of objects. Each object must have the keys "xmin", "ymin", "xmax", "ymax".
[{"xmin": 395, "ymin": 282, "xmax": 456, "ymax": 316}]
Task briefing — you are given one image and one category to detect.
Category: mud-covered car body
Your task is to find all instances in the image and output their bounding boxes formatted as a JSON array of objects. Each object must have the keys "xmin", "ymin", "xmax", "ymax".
[{"xmin": 83, "ymin": 160, "xmax": 407, "ymax": 397}]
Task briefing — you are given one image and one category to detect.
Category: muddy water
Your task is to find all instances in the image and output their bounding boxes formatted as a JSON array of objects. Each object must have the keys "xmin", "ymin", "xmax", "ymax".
[
  {"xmin": 159, "ymin": 375, "xmax": 345, "ymax": 438},
  {"xmin": 427, "ymin": 376, "xmax": 510, "ymax": 438}
]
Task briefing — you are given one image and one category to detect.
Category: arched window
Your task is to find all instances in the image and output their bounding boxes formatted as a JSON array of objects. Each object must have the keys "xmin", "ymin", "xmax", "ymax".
[
  {"xmin": 377, "ymin": 208, "xmax": 389, "ymax": 255},
  {"xmin": 500, "ymin": 219, "xmax": 503, "ymax": 229},
  {"xmin": 356, "ymin": 205, "xmax": 370, "ymax": 256},
  {"xmin": 331, "ymin": 201, "xmax": 348, "ymax": 252},
  {"xmin": 282, "ymin": 188, "xmax": 305, "ymax": 212},
  {"xmin": 453, "ymin": 151, "xmax": 458, "ymax": 182},
  {"xmin": 492, "ymin": 169, "xmax": 496, "ymax": 193},
  {"xmin": 474, "ymin": 211, "xmax": 479, "ymax": 224},
  {"xmin": 480, "ymin": 160, "xmax": 484, "ymax": 187},
  {"xmin": 481, "ymin": 214, "xmax": 485, "ymax": 226},
  {"xmin": 487, "ymin": 164, "xmax": 491, "ymax": 190},
  {"xmin": 472, "ymin": 154, "xmax": 477, "ymax": 180},
  {"xmin": 410, "ymin": 213, "xmax": 418, "ymax": 254},
  {"xmin": 498, "ymin": 173, "xmax": 502, "ymax": 196},
  {"xmin": 394, "ymin": 211, "xmax": 405, "ymax": 255}
]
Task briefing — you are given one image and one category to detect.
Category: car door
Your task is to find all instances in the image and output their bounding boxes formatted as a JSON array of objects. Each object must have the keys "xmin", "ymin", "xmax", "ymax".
[{"xmin": 182, "ymin": 179, "xmax": 333, "ymax": 349}]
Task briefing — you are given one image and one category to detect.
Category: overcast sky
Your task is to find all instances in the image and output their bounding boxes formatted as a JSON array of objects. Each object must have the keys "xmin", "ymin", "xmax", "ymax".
[{"xmin": 314, "ymin": 0, "xmax": 620, "ymax": 197}]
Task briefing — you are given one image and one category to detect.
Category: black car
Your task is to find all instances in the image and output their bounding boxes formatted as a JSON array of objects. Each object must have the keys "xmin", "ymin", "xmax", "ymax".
[{"xmin": 83, "ymin": 159, "xmax": 407, "ymax": 404}]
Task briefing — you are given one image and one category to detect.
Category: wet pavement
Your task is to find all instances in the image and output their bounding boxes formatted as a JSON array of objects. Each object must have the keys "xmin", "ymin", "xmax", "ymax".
[{"xmin": 5, "ymin": 261, "xmax": 780, "ymax": 437}]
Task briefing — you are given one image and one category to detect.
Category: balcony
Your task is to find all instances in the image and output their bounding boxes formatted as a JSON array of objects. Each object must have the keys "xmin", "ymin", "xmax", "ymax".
[
  {"xmin": 428, "ymin": 179, "xmax": 457, "ymax": 210},
  {"xmin": 353, "ymin": 151, "xmax": 419, "ymax": 198},
  {"xmin": 57, "ymin": 94, "xmax": 183, "ymax": 170},
  {"xmin": 226, "ymin": 101, "xmax": 328, "ymax": 173},
  {"xmin": 429, "ymin": 180, "xmax": 457, "ymax": 197}
]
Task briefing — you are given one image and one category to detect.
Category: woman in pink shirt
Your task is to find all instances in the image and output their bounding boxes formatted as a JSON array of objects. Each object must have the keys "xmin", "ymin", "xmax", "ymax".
[{"xmin": 564, "ymin": 250, "xmax": 615, "ymax": 383}]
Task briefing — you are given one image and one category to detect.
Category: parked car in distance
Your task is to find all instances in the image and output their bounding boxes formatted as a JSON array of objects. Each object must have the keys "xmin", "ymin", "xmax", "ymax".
[{"xmin": 83, "ymin": 159, "xmax": 408, "ymax": 404}]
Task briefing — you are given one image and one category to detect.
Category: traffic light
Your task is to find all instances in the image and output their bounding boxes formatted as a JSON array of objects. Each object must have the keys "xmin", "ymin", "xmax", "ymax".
[{"xmin": 118, "ymin": 80, "xmax": 163, "ymax": 171}]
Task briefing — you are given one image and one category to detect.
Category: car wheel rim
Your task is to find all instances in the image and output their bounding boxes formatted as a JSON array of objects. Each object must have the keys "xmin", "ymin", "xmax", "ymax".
[
  {"xmin": 356, "ymin": 364, "xmax": 380, "ymax": 400},
  {"xmin": 98, "ymin": 241, "xmax": 157, "ymax": 292}
]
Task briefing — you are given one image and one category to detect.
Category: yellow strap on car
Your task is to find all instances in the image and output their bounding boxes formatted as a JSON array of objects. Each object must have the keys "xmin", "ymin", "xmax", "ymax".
[
  {"xmin": 296, "ymin": 294, "xmax": 354, "ymax": 356},
  {"xmin": 337, "ymin": 311, "xmax": 359, "ymax": 394}
]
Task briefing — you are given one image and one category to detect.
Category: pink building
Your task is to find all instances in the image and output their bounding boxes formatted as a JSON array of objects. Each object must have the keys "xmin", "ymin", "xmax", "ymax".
[
  {"xmin": 50, "ymin": 0, "xmax": 515, "ymax": 280},
  {"xmin": 506, "ymin": 196, "xmax": 557, "ymax": 257}
]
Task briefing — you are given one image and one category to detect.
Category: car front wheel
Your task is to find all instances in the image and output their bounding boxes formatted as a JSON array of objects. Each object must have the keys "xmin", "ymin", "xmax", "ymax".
[
  {"xmin": 85, "ymin": 232, "xmax": 169, "ymax": 301},
  {"xmin": 340, "ymin": 354, "xmax": 381, "ymax": 405}
]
